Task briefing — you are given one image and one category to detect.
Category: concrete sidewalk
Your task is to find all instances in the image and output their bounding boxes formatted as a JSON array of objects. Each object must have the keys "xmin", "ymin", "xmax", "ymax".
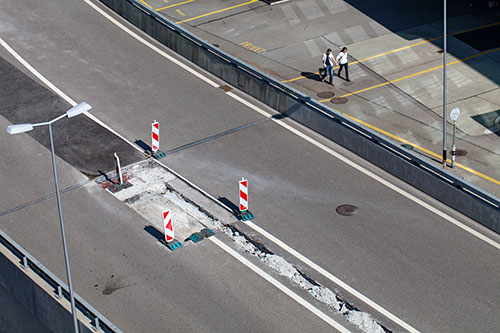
[{"xmin": 153, "ymin": 0, "xmax": 500, "ymax": 197}]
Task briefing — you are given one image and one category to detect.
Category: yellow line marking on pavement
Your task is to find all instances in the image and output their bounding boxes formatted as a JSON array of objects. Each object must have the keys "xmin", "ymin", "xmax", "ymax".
[
  {"xmin": 176, "ymin": 9, "xmax": 185, "ymax": 16},
  {"xmin": 321, "ymin": 47, "xmax": 500, "ymax": 100},
  {"xmin": 138, "ymin": 0, "xmax": 153, "ymax": 9},
  {"xmin": 240, "ymin": 41, "xmax": 266, "ymax": 53},
  {"xmin": 156, "ymin": 0, "xmax": 196, "ymax": 11},
  {"xmin": 175, "ymin": 0, "xmax": 258, "ymax": 24},
  {"xmin": 282, "ymin": 21, "xmax": 500, "ymax": 83},
  {"xmin": 340, "ymin": 113, "xmax": 500, "ymax": 186}
]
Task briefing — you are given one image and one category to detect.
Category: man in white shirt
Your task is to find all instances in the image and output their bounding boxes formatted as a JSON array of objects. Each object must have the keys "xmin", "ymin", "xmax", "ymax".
[
  {"xmin": 321, "ymin": 49, "xmax": 335, "ymax": 85},
  {"xmin": 336, "ymin": 47, "xmax": 350, "ymax": 82}
]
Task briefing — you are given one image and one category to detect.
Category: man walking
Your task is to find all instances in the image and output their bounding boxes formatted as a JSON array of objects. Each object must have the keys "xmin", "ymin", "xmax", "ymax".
[
  {"xmin": 336, "ymin": 47, "xmax": 350, "ymax": 82},
  {"xmin": 321, "ymin": 49, "xmax": 335, "ymax": 85}
]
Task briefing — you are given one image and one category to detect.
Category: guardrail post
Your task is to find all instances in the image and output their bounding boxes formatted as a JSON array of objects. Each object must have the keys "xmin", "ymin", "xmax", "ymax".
[
  {"xmin": 92, "ymin": 316, "xmax": 101, "ymax": 331},
  {"xmin": 21, "ymin": 256, "xmax": 28, "ymax": 269}
]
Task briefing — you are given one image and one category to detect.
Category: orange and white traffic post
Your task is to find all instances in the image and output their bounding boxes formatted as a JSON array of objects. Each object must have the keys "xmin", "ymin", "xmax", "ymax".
[
  {"xmin": 163, "ymin": 210, "xmax": 174, "ymax": 242},
  {"xmin": 238, "ymin": 178, "xmax": 254, "ymax": 221},
  {"xmin": 152, "ymin": 120, "xmax": 160, "ymax": 153},
  {"xmin": 162, "ymin": 210, "xmax": 183, "ymax": 250}
]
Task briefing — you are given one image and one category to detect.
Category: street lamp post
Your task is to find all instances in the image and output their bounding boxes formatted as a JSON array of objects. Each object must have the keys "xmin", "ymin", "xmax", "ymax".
[
  {"xmin": 6, "ymin": 102, "xmax": 92, "ymax": 333},
  {"xmin": 443, "ymin": 0, "xmax": 448, "ymax": 167}
]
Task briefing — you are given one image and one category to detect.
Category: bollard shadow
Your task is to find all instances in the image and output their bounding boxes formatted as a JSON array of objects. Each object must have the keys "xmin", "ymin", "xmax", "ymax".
[
  {"xmin": 144, "ymin": 225, "xmax": 163, "ymax": 241},
  {"xmin": 98, "ymin": 169, "xmax": 115, "ymax": 184},
  {"xmin": 218, "ymin": 197, "xmax": 239, "ymax": 214},
  {"xmin": 301, "ymin": 71, "xmax": 324, "ymax": 82},
  {"xmin": 135, "ymin": 140, "xmax": 151, "ymax": 153}
]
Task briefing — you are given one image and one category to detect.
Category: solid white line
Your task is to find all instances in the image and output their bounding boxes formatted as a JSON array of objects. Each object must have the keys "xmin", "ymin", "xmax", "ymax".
[
  {"xmin": 5, "ymin": 3, "xmax": 498, "ymax": 332},
  {"xmin": 227, "ymin": 90, "xmax": 499, "ymax": 250},
  {"xmin": 269, "ymin": 118, "xmax": 500, "ymax": 251},
  {"xmin": 86, "ymin": 0, "xmax": 500, "ymax": 251},
  {"xmin": 0, "ymin": 36, "xmax": 145, "ymax": 155},
  {"xmin": 245, "ymin": 221, "xmax": 419, "ymax": 332},
  {"xmin": 0, "ymin": 37, "xmax": 75, "ymax": 107},
  {"xmin": 209, "ymin": 237, "xmax": 351, "ymax": 333},
  {"xmin": 0, "ymin": 32, "xmax": 347, "ymax": 331},
  {"xmin": 83, "ymin": 0, "xmax": 220, "ymax": 88}
]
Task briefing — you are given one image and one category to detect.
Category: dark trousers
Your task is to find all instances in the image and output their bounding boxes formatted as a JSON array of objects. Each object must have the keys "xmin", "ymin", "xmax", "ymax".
[
  {"xmin": 338, "ymin": 63, "xmax": 349, "ymax": 80},
  {"xmin": 325, "ymin": 65, "xmax": 333, "ymax": 83}
]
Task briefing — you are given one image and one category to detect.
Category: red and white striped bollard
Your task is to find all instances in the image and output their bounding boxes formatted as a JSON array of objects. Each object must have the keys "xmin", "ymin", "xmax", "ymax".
[
  {"xmin": 239, "ymin": 178, "xmax": 248, "ymax": 212},
  {"xmin": 163, "ymin": 210, "xmax": 174, "ymax": 242},
  {"xmin": 152, "ymin": 120, "xmax": 160, "ymax": 153}
]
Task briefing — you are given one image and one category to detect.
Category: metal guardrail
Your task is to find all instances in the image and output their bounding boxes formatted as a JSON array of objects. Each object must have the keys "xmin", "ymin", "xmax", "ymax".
[
  {"xmin": 99, "ymin": 0, "xmax": 499, "ymax": 232},
  {"xmin": 0, "ymin": 229, "xmax": 121, "ymax": 333}
]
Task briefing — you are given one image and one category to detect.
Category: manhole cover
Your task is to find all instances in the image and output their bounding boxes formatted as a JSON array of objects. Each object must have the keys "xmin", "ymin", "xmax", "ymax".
[
  {"xmin": 317, "ymin": 91, "xmax": 335, "ymax": 99},
  {"xmin": 455, "ymin": 149, "xmax": 468, "ymax": 157},
  {"xmin": 330, "ymin": 97, "xmax": 348, "ymax": 104},
  {"xmin": 336, "ymin": 204, "xmax": 359, "ymax": 216}
]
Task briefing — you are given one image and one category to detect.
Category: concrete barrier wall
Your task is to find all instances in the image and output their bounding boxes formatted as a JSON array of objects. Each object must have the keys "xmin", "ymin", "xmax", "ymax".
[
  {"xmin": 0, "ymin": 231, "xmax": 121, "ymax": 333},
  {"xmin": 99, "ymin": 0, "xmax": 499, "ymax": 232},
  {"xmin": 0, "ymin": 250, "xmax": 91, "ymax": 333}
]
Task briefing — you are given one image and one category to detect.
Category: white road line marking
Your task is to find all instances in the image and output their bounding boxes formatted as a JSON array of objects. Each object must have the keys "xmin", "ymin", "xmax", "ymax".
[
  {"xmin": 5, "ymin": 3, "xmax": 498, "ymax": 333},
  {"xmin": 0, "ymin": 36, "xmax": 144, "ymax": 155},
  {"xmin": 226, "ymin": 89, "xmax": 499, "ymax": 251},
  {"xmin": 0, "ymin": 37, "xmax": 75, "ymax": 106},
  {"xmin": 83, "ymin": 0, "xmax": 220, "ymax": 88},
  {"xmin": 0, "ymin": 32, "xmax": 349, "ymax": 332},
  {"xmin": 0, "ymin": 33, "xmax": 350, "ymax": 332},
  {"xmin": 209, "ymin": 237, "xmax": 351, "ymax": 333},
  {"xmin": 245, "ymin": 221, "xmax": 419, "ymax": 332},
  {"xmin": 82, "ymin": 0, "xmax": 500, "ymax": 325}
]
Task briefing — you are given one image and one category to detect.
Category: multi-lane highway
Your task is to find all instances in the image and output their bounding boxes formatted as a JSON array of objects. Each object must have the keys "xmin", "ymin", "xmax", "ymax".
[{"xmin": 1, "ymin": 0, "xmax": 499, "ymax": 332}]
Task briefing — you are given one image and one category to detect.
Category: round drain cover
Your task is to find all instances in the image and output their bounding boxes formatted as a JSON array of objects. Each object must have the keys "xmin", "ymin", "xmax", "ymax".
[
  {"xmin": 331, "ymin": 97, "xmax": 348, "ymax": 104},
  {"xmin": 317, "ymin": 91, "xmax": 335, "ymax": 99},
  {"xmin": 336, "ymin": 204, "xmax": 359, "ymax": 216},
  {"xmin": 455, "ymin": 149, "xmax": 467, "ymax": 157}
]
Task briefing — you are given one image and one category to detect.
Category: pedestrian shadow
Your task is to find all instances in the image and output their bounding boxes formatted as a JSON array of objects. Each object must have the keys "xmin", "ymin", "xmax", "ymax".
[{"xmin": 300, "ymin": 71, "xmax": 323, "ymax": 82}]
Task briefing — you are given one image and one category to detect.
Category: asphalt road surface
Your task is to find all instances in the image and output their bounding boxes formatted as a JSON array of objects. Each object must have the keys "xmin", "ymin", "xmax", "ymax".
[{"xmin": 1, "ymin": 0, "xmax": 499, "ymax": 332}]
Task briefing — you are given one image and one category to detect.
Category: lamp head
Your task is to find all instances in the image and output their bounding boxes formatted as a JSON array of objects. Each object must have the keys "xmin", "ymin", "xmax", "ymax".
[
  {"xmin": 6, "ymin": 123, "xmax": 34, "ymax": 134},
  {"xmin": 66, "ymin": 102, "xmax": 92, "ymax": 118}
]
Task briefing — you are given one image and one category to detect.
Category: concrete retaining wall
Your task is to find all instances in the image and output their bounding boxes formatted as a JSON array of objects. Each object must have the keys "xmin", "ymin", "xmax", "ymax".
[
  {"xmin": 0, "ymin": 230, "xmax": 121, "ymax": 333},
  {"xmin": 99, "ymin": 0, "xmax": 499, "ymax": 232}
]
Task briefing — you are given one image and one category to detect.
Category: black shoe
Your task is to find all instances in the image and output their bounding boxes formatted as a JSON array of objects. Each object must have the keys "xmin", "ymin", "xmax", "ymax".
[{"xmin": 346, "ymin": 79, "xmax": 350, "ymax": 82}]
